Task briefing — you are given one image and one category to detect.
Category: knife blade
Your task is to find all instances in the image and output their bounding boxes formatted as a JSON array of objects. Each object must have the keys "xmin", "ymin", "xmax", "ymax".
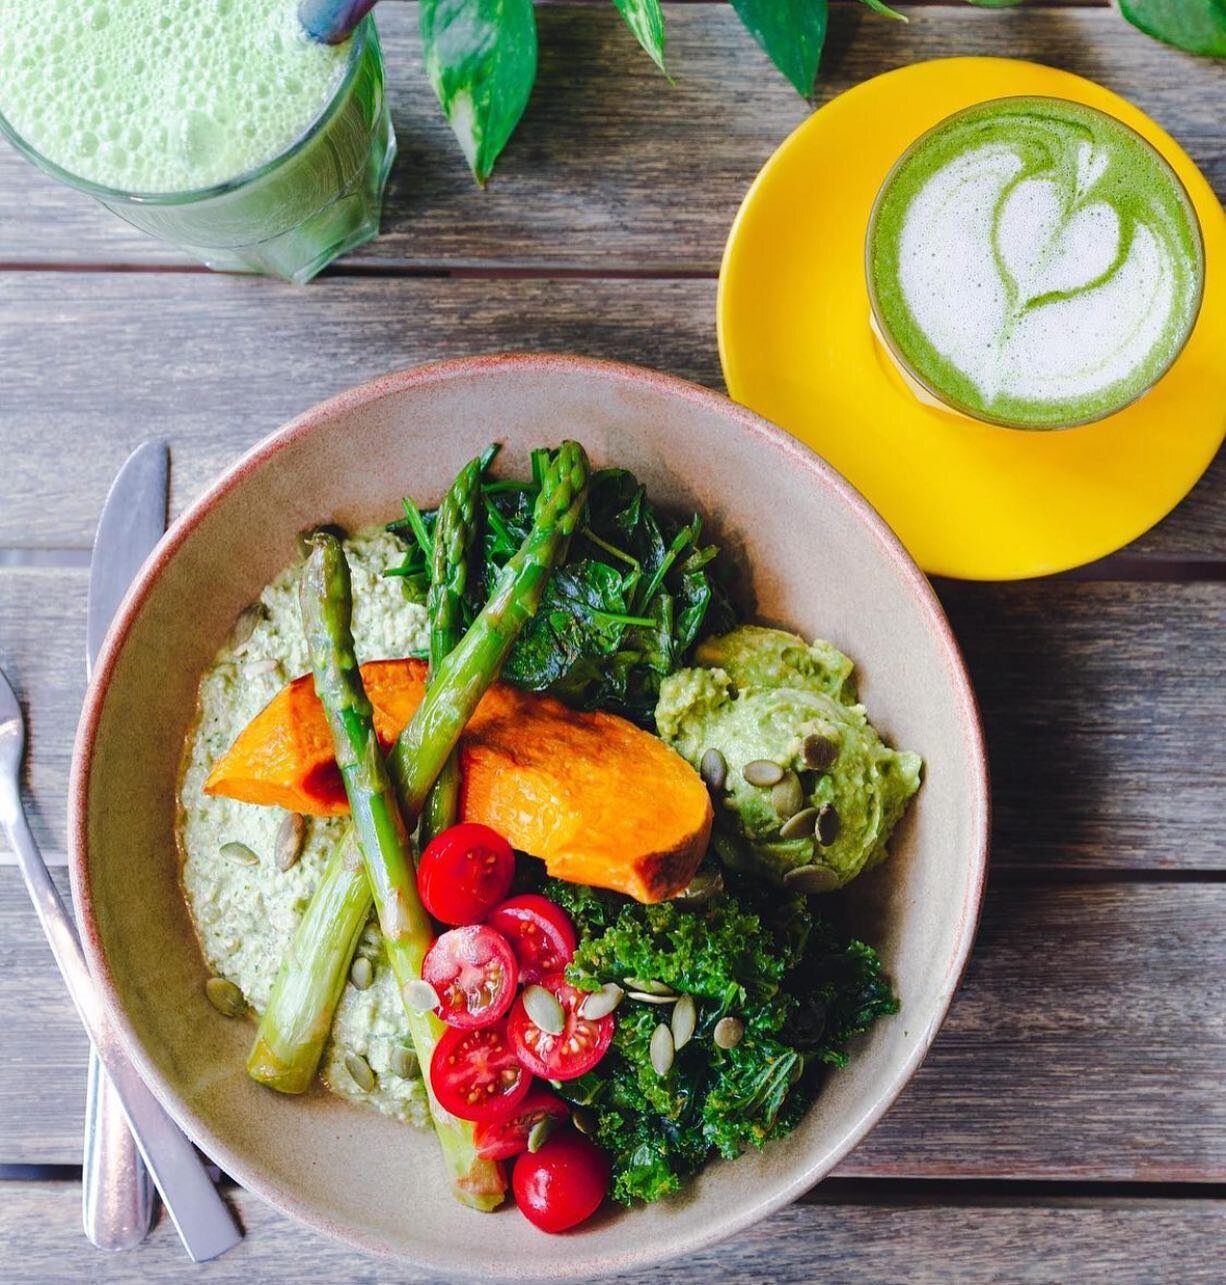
[
  {"xmin": 82, "ymin": 442, "xmax": 170, "ymax": 1252},
  {"xmin": 87, "ymin": 440, "xmax": 169, "ymax": 676}
]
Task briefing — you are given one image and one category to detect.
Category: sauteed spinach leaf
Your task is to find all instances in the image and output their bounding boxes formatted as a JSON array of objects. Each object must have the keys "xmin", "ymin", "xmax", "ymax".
[{"xmin": 389, "ymin": 449, "xmax": 736, "ymax": 723}]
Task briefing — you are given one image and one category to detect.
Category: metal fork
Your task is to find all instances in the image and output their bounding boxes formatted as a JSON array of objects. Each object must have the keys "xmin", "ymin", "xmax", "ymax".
[{"xmin": 0, "ymin": 662, "xmax": 242, "ymax": 1261}]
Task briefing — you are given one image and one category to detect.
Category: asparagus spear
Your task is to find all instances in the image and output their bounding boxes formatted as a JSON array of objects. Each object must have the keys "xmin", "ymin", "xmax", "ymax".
[
  {"xmin": 387, "ymin": 441, "xmax": 590, "ymax": 808},
  {"xmin": 247, "ymin": 444, "xmax": 590, "ymax": 1204},
  {"xmin": 297, "ymin": 529, "xmax": 503, "ymax": 1208},
  {"xmin": 422, "ymin": 456, "xmax": 482, "ymax": 844},
  {"xmin": 246, "ymin": 829, "xmax": 369, "ymax": 1093}
]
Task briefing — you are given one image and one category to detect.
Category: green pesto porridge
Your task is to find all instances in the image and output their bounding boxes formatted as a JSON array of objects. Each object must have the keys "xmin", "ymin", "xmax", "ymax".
[{"xmin": 177, "ymin": 529, "xmax": 430, "ymax": 1125}]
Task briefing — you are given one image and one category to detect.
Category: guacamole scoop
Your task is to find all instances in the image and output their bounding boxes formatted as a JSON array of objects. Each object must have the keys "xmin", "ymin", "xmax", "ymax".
[{"xmin": 655, "ymin": 626, "xmax": 921, "ymax": 889}]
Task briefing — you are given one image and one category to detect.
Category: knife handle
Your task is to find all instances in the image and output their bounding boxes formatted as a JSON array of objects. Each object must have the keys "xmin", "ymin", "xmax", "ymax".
[{"xmin": 83, "ymin": 1049, "xmax": 157, "ymax": 1250}]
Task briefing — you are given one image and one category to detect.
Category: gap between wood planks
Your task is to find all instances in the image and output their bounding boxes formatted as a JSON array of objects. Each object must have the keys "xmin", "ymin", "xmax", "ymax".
[{"xmin": 0, "ymin": 1168, "xmax": 1218, "ymax": 1203}]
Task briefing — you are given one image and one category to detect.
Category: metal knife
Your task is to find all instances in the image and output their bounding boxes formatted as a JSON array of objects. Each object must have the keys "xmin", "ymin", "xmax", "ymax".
[
  {"xmin": 80, "ymin": 442, "xmax": 241, "ymax": 1260},
  {"xmin": 82, "ymin": 441, "xmax": 168, "ymax": 1251}
]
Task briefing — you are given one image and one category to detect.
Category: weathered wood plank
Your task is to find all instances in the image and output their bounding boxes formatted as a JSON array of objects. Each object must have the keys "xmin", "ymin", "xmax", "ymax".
[
  {"xmin": 0, "ymin": 273, "xmax": 1221, "ymax": 556},
  {"xmin": 2, "ymin": 565, "xmax": 1221, "ymax": 870},
  {"xmin": 0, "ymin": 1180, "xmax": 1222, "ymax": 1283},
  {"xmin": 0, "ymin": 274, "xmax": 717, "ymax": 549},
  {"xmin": 3, "ymin": 867, "xmax": 1223, "ymax": 1178},
  {"xmin": 938, "ymin": 581, "xmax": 1226, "ymax": 873},
  {"xmin": 0, "ymin": 6, "xmax": 1219, "ymax": 272}
]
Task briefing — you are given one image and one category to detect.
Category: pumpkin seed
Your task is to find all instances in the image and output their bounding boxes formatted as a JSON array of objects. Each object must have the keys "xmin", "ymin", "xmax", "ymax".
[
  {"xmin": 673, "ymin": 869, "xmax": 724, "ymax": 905},
  {"xmin": 802, "ymin": 733, "xmax": 838, "ymax": 771},
  {"xmin": 571, "ymin": 1106, "xmax": 597, "ymax": 1136},
  {"xmin": 344, "ymin": 1051, "xmax": 375, "ymax": 1093},
  {"xmin": 627, "ymin": 992, "xmax": 678, "ymax": 1005},
  {"xmin": 713, "ymin": 1016, "xmax": 744, "ymax": 1049},
  {"xmin": 527, "ymin": 1114, "xmax": 557, "ymax": 1154},
  {"xmin": 361, "ymin": 921, "xmax": 383, "ymax": 949},
  {"xmin": 699, "ymin": 747, "xmax": 727, "ymax": 793},
  {"xmin": 743, "ymin": 759, "xmax": 784, "ymax": 787},
  {"xmin": 403, "ymin": 979, "xmax": 440, "ymax": 1012},
  {"xmin": 771, "ymin": 770, "xmax": 805, "ymax": 820},
  {"xmin": 523, "ymin": 984, "xmax": 565, "ymax": 1035},
  {"xmin": 349, "ymin": 956, "xmax": 374, "ymax": 990},
  {"xmin": 246, "ymin": 658, "xmax": 280, "ymax": 677},
  {"xmin": 226, "ymin": 603, "xmax": 266, "ymax": 654},
  {"xmin": 816, "ymin": 803, "xmax": 841, "ymax": 847},
  {"xmin": 389, "ymin": 1045, "xmax": 419, "ymax": 1079},
  {"xmin": 579, "ymin": 983, "xmax": 624, "ymax": 1020},
  {"xmin": 274, "ymin": 812, "xmax": 306, "ymax": 872},
  {"xmin": 671, "ymin": 994, "xmax": 697, "ymax": 1050},
  {"xmin": 205, "ymin": 976, "xmax": 247, "ymax": 1019},
  {"xmin": 622, "ymin": 977, "xmax": 673, "ymax": 996},
  {"xmin": 220, "ymin": 841, "xmax": 259, "ymax": 867},
  {"xmin": 779, "ymin": 807, "xmax": 819, "ymax": 841},
  {"xmin": 650, "ymin": 1023, "xmax": 675, "ymax": 1076},
  {"xmin": 783, "ymin": 863, "xmax": 840, "ymax": 894}
]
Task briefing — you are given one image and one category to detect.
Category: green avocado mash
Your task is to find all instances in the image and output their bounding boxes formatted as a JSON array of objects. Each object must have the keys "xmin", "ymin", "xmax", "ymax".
[{"xmin": 655, "ymin": 626, "xmax": 922, "ymax": 888}]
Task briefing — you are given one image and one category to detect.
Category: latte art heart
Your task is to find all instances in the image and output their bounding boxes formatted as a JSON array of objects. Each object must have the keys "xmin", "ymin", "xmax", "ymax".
[{"xmin": 869, "ymin": 98, "xmax": 1203, "ymax": 428}]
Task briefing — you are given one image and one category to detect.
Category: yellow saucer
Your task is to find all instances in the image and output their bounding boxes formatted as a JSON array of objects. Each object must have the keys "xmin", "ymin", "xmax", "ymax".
[{"xmin": 718, "ymin": 58, "xmax": 1226, "ymax": 580}]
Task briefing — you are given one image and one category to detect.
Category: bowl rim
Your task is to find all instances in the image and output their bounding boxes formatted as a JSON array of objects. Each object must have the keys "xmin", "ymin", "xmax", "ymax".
[{"xmin": 69, "ymin": 352, "xmax": 990, "ymax": 1275}]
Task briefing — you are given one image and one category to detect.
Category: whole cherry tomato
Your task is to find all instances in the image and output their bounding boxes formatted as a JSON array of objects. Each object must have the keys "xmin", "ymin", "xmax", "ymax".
[{"xmin": 513, "ymin": 1129, "xmax": 611, "ymax": 1233}]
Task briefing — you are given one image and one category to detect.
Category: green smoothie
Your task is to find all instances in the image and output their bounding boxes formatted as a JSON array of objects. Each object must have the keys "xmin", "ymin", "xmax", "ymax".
[
  {"xmin": 0, "ymin": 1, "xmax": 395, "ymax": 281},
  {"xmin": 867, "ymin": 97, "xmax": 1204, "ymax": 429}
]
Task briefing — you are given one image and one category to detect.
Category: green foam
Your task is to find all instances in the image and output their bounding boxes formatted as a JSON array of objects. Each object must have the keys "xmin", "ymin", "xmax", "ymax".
[
  {"xmin": 868, "ymin": 97, "xmax": 1204, "ymax": 428},
  {"xmin": 0, "ymin": 0, "xmax": 350, "ymax": 193}
]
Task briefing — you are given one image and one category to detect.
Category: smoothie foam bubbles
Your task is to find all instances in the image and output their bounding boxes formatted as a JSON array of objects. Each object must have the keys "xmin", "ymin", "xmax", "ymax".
[
  {"xmin": 0, "ymin": 0, "xmax": 350, "ymax": 193},
  {"xmin": 867, "ymin": 97, "xmax": 1204, "ymax": 429}
]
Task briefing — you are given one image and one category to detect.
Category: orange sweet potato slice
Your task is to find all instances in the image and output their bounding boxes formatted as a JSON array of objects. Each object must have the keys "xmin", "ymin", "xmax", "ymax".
[{"xmin": 204, "ymin": 658, "xmax": 712, "ymax": 903}]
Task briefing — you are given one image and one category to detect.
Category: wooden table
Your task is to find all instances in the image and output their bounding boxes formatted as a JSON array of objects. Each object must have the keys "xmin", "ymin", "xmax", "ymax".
[{"xmin": 1, "ymin": 3, "xmax": 1222, "ymax": 1280}]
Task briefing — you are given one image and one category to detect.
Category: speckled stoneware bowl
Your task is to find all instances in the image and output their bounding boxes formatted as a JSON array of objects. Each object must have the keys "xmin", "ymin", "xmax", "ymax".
[{"xmin": 70, "ymin": 354, "xmax": 988, "ymax": 1277}]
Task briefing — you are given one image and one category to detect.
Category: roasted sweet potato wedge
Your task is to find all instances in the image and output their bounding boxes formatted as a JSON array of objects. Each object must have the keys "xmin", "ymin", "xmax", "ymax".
[{"xmin": 204, "ymin": 658, "xmax": 712, "ymax": 902}]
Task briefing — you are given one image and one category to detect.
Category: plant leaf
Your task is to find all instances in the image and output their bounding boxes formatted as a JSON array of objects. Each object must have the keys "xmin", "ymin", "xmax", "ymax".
[
  {"xmin": 420, "ymin": 0, "xmax": 539, "ymax": 184},
  {"xmin": 729, "ymin": 0, "xmax": 828, "ymax": 98},
  {"xmin": 1118, "ymin": 0, "xmax": 1226, "ymax": 56},
  {"xmin": 859, "ymin": 0, "xmax": 907, "ymax": 20},
  {"xmin": 611, "ymin": 0, "xmax": 668, "ymax": 73}
]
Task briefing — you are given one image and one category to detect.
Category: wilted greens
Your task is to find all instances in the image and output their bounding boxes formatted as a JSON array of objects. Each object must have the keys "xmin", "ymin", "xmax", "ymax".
[
  {"xmin": 388, "ymin": 449, "xmax": 736, "ymax": 724},
  {"xmin": 540, "ymin": 872, "xmax": 898, "ymax": 1204}
]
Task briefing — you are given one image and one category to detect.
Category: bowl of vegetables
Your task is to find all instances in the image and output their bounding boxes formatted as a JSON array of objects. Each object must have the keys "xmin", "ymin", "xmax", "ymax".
[{"xmin": 71, "ymin": 353, "xmax": 988, "ymax": 1275}]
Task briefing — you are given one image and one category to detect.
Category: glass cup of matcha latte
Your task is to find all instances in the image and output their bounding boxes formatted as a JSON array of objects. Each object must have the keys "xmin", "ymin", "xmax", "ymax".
[
  {"xmin": 866, "ymin": 96, "xmax": 1205, "ymax": 430},
  {"xmin": 0, "ymin": 2, "xmax": 395, "ymax": 283}
]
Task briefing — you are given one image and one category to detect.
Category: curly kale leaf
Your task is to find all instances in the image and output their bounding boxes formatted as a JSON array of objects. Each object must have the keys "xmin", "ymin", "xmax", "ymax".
[{"xmin": 547, "ymin": 874, "xmax": 897, "ymax": 1204}]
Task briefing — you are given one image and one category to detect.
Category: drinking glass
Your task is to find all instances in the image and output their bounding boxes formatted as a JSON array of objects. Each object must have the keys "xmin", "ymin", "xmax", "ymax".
[{"xmin": 0, "ymin": 17, "xmax": 395, "ymax": 284}]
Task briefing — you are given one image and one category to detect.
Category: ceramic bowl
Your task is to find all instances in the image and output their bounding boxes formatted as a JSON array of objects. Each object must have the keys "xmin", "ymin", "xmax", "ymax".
[{"xmin": 70, "ymin": 354, "xmax": 988, "ymax": 1276}]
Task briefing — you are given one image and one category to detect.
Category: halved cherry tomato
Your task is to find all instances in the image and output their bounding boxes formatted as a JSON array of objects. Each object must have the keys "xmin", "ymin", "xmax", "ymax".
[
  {"xmin": 417, "ymin": 823, "xmax": 515, "ymax": 927},
  {"xmin": 487, "ymin": 895, "xmax": 577, "ymax": 984},
  {"xmin": 430, "ymin": 1021, "xmax": 531, "ymax": 1122},
  {"xmin": 508, "ymin": 972, "xmax": 614, "ymax": 1081},
  {"xmin": 513, "ymin": 1129, "xmax": 611, "ymax": 1233},
  {"xmin": 422, "ymin": 925, "xmax": 519, "ymax": 1029},
  {"xmin": 473, "ymin": 1087, "xmax": 570, "ymax": 1161}
]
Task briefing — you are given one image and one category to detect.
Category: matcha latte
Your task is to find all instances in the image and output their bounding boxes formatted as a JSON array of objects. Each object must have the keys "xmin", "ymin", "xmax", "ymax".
[{"xmin": 867, "ymin": 97, "xmax": 1204, "ymax": 429}]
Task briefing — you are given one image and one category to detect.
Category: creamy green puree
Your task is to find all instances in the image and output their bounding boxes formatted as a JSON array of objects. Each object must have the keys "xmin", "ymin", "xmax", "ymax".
[
  {"xmin": 656, "ymin": 626, "xmax": 921, "ymax": 888},
  {"xmin": 178, "ymin": 529, "xmax": 430, "ymax": 1126}
]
